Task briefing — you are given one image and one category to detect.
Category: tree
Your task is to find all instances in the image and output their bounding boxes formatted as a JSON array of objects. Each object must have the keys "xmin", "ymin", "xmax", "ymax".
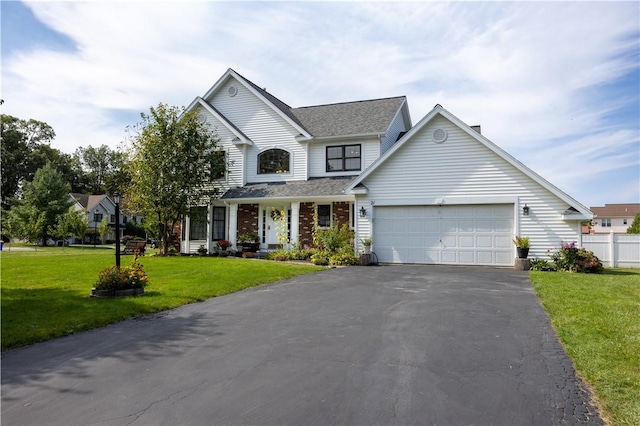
[
  {"xmin": 98, "ymin": 216, "xmax": 111, "ymax": 244},
  {"xmin": 627, "ymin": 212, "xmax": 640, "ymax": 234},
  {"xmin": 58, "ymin": 207, "xmax": 90, "ymax": 246},
  {"xmin": 6, "ymin": 163, "xmax": 73, "ymax": 245},
  {"xmin": 73, "ymin": 145, "xmax": 128, "ymax": 194},
  {"xmin": 124, "ymin": 103, "xmax": 224, "ymax": 255},
  {"xmin": 1, "ymin": 115, "xmax": 55, "ymax": 208}
]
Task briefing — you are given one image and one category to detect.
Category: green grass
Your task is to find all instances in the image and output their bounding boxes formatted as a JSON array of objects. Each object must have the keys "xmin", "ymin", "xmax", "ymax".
[
  {"xmin": 1, "ymin": 246, "xmax": 322, "ymax": 351},
  {"xmin": 531, "ymin": 269, "xmax": 640, "ymax": 426}
]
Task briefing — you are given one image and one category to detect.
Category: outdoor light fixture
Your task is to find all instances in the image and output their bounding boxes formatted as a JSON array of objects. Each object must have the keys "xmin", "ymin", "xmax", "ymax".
[
  {"xmin": 113, "ymin": 192, "xmax": 121, "ymax": 268},
  {"xmin": 359, "ymin": 206, "xmax": 367, "ymax": 218},
  {"xmin": 523, "ymin": 204, "xmax": 530, "ymax": 217}
]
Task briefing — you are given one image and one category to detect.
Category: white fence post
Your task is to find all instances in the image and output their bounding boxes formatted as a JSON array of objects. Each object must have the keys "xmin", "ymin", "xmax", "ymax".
[
  {"xmin": 609, "ymin": 231, "xmax": 616, "ymax": 268},
  {"xmin": 582, "ymin": 233, "xmax": 640, "ymax": 268}
]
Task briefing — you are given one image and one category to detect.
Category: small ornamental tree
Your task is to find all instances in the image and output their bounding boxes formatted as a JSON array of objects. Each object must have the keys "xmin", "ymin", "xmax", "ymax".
[{"xmin": 124, "ymin": 104, "xmax": 225, "ymax": 255}]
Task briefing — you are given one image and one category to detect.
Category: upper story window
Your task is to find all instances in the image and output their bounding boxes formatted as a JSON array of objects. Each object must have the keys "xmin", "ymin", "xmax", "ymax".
[
  {"xmin": 601, "ymin": 218, "xmax": 611, "ymax": 227},
  {"xmin": 258, "ymin": 149, "xmax": 290, "ymax": 174},
  {"xmin": 210, "ymin": 151, "xmax": 226, "ymax": 181},
  {"xmin": 93, "ymin": 213, "xmax": 103, "ymax": 223},
  {"xmin": 327, "ymin": 144, "xmax": 361, "ymax": 172}
]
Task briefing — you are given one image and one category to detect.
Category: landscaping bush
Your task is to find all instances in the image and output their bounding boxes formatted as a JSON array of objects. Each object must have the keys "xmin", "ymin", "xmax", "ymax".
[
  {"xmin": 329, "ymin": 247, "xmax": 360, "ymax": 266},
  {"xmin": 95, "ymin": 254, "xmax": 150, "ymax": 291},
  {"xmin": 530, "ymin": 258, "xmax": 556, "ymax": 271},
  {"xmin": 310, "ymin": 253, "xmax": 329, "ymax": 266},
  {"xmin": 548, "ymin": 242, "xmax": 604, "ymax": 273},
  {"xmin": 314, "ymin": 223, "xmax": 353, "ymax": 254}
]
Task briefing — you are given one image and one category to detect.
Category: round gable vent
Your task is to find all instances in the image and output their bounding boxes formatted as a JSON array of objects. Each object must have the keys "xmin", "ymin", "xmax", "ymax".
[
  {"xmin": 228, "ymin": 85, "xmax": 238, "ymax": 97},
  {"xmin": 432, "ymin": 128, "xmax": 448, "ymax": 143},
  {"xmin": 197, "ymin": 113, "xmax": 207, "ymax": 124}
]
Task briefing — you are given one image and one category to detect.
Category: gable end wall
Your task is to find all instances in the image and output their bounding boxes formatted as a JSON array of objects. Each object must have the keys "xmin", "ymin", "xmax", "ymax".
[{"xmin": 357, "ymin": 115, "xmax": 583, "ymax": 259}]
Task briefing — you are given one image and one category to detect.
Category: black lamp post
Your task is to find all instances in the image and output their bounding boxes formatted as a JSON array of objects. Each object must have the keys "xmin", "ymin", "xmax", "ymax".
[
  {"xmin": 93, "ymin": 209, "xmax": 99, "ymax": 247},
  {"xmin": 113, "ymin": 192, "xmax": 121, "ymax": 268}
]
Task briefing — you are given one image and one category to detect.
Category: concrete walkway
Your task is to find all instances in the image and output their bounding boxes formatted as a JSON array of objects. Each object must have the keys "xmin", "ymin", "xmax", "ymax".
[{"xmin": 1, "ymin": 265, "xmax": 602, "ymax": 425}]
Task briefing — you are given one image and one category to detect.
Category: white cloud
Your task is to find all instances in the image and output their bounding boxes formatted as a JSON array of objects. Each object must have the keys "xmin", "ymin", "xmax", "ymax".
[{"xmin": 2, "ymin": 1, "xmax": 638, "ymax": 206}]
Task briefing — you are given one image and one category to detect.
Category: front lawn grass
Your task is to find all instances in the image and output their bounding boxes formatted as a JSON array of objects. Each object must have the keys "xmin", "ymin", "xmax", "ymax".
[
  {"xmin": 1, "ymin": 247, "xmax": 322, "ymax": 351},
  {"xmin": 531, "ymin": 269, "xmax": 640, "ymax": 426}
]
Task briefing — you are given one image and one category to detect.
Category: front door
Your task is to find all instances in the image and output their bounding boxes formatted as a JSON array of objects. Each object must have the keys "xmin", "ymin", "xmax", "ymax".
[{"xmin": 262, "ymin": 205, "xmax": 288, "ymax": 249}]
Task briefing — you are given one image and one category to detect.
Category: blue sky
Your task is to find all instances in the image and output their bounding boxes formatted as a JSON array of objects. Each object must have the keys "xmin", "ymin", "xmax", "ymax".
[{"xmin": 1, "ymin": 0, "xmax": 638, "ymax": 208}]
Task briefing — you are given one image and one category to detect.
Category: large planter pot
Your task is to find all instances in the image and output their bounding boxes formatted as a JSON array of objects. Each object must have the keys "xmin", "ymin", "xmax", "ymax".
[
  {"xmin": 516, "ymin": 247, "xmax": 530, "ymax": 259},
  {"xmin": 240, "ymin": 242, "xmax": 260, "ymax": 253},
  {"xmin": 363, "ymin": 246, "xmax": 371, "ymax": 254},
  {"xmin": 91, "ymin": 287, "xmax": 145, "ymax": 298}
]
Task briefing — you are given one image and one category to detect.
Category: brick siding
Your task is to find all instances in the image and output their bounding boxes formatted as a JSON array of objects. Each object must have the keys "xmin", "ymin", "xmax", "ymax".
[{"xmin": 237, "ymin": 204, "xmax": 259, "ymax": 235}]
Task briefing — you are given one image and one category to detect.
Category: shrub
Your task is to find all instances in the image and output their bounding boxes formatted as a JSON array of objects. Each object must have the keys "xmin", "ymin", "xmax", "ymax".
[
  {"xmin": 329, "ymin": 249, "xmax": 360, "ymax": 266},
  {"xmin": 95, "ymin": 254, "xmax": 150, "ymax": 290},
  {"xmin": 314, "ymin": 223, "xmax": 353, "ymax": 254},
  {"xmin": 311, "ymin": 252, "xmax": 329, "ymax": 266},
  {"xmin": 530, "ymin": 258, "xmax": 556, "ymax": 271},
  {"xmin": 549, "ymin": 242, "xmax": 604, "ymax": 273}
]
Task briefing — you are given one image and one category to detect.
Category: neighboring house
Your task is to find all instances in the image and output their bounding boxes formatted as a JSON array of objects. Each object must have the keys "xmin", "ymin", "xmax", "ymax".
[
  {"xmin": 587, "ymin": 204, "xmax": 640, "ymax": 234},
  {"xmin": 180, "ymin": 68, "xmax": 594, "ymax": 266},
  {"xmin": 68, "ymin": 193, "xmax": 142, "ymax": 243}
]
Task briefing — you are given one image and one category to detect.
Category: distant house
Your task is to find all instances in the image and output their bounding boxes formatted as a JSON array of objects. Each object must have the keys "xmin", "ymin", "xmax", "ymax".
[
  {"xmin": 586, "ymin": 204, "xmax": 640, "ymax": 234},
  {"xmin": 177, "ymin": 68, "xmax": 594, "ymax": 266},
  {"xmin": 68, "ymin": 193, "xmax": 142, "ymax": 243}
]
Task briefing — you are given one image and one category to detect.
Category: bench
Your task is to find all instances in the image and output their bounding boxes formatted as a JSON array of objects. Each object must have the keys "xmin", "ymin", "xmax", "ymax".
[{"xmin": 123, "ymin": 240, "xmax": 146, "ymax": 255}]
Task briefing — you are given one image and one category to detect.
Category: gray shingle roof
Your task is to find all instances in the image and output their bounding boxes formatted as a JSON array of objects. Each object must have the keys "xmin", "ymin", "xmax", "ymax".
[
  {"xmin": 290, "ymin": 97, "xmax": 406, "ymax": 138},
  {"xmin": 221, "ymin": 177, "xmax": 353, "ymax": 200},
  {"xmin": 231, "ymin": 69, "xmax": 406, "ymax": 138},
  {"xmin": 233, "ymin": 70, "xmax": 309, "ymax": 132}
]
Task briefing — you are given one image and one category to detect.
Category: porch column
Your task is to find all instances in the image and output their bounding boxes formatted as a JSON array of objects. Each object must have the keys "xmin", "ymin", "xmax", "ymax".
[
  {"xmin": 229, "ymin": 204, "xmax": 238, "ymax": 247},
  {"xmin": 184, "ymin": 216, "xmax": 190, "ymax": 254},
  {"xmin": 290, "ymin": 202, "xmax": 300, "ymax": 246},
  {"xmin": 206, "ymin": 204, "xmax": 214, "ymax": 254}
]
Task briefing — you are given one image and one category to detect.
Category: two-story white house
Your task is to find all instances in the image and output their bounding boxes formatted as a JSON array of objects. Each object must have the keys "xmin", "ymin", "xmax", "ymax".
[
  {"xmin": 69, "ymin": 193, "xmax": 142, "ymax": 243},
  {"xmin": 181, "ymin": 68, "xmax": 594, "ymax": 266},
  {"xmin": 588, "ymin": 203, "xmax": 640, "ymax": 234}
]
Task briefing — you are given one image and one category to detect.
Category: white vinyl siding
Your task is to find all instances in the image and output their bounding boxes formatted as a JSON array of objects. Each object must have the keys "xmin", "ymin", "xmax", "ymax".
[
  {"xmin": 208, "ymin": 79, "xmax": 306, "ymax": 183},
  {"xmin": 357, "ymin": 115, "xmax": 582, "ymax": 260},
  {"xmin": 196, "ymin": 106, "xmax": 243, "ymax": 189}
]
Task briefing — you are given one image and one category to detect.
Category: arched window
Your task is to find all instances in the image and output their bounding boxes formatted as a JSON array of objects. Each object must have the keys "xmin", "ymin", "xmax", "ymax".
[{"xmin": 258, "ymin": 149, "xmax": 290, "ymax": 174}]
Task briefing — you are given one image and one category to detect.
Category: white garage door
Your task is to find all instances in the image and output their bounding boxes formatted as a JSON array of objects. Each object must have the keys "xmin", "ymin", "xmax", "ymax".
[{"xmin": 373, "ymin": 205, "xmax": 514, "ymax": 266}]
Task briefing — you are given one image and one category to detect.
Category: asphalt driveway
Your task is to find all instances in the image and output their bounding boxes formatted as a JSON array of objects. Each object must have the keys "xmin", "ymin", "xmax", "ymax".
[{"xmin": 1, "ymin": 265, "xmax": 602, "ymax": 425}]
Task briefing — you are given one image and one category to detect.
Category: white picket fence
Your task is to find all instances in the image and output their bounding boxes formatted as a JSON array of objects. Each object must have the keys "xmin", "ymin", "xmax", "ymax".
[{"xmin": 582, "ymin": 233, "xmax": 640, "ymax": 268}]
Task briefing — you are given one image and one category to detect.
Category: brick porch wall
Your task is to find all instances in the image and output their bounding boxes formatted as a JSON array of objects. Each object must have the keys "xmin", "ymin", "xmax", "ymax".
[
  {"xmin": 298, "ymin": 202, "xmax": 315, "ymax": 248},
  {"xmin": 296, "ymin": 202, "xmax": 352, "ymax": 248},
  {"xmin": 237, "ymin": 204, "xmax": 259, "ymax": 235},
  {"xmin": 333, "ymin": 201, "xmax": 351, "ymax": 228}
]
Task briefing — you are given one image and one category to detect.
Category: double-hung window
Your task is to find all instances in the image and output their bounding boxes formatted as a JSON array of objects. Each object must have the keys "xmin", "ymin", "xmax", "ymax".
[
  {"xmin": 211, "ymin": 207, "xmax": 226, "ymax": 241},
  {"xmin": 326, "ymin": 145, "xmax": 361, "ymax": 172},
  {"xmin": 601, "ymin": 218, "xmax": 611, "ymax": 227},
  {"xmin": 189, "ymin": 207, "xmax": 208, "ymax": 240},
  {"xmin": 317, "ymin": 204, "xmax": 332, "ymax": 228},
  {"xmin": 210, "ymin": 151, "xmax": 226, "ymax": 181}
]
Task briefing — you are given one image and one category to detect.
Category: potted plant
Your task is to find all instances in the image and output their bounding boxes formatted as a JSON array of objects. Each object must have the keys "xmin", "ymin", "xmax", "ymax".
[
  {"xmin": 361, "ymin": 237, "xmax": 372, "ymax": 254},
  {"xmin": 216, "ymin": 239, "xmax": 232, "ymax": 257},
  {"xmin": 513, "ymin": 236, "xmax": 530, "ymax": 259},
  {"xmin": 237, "ymin": 232, "xmax": 260, "ymax": 253},
  {"xmin": 197, "ymin": 244, "xmax": 208, "ymax": 256}
]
